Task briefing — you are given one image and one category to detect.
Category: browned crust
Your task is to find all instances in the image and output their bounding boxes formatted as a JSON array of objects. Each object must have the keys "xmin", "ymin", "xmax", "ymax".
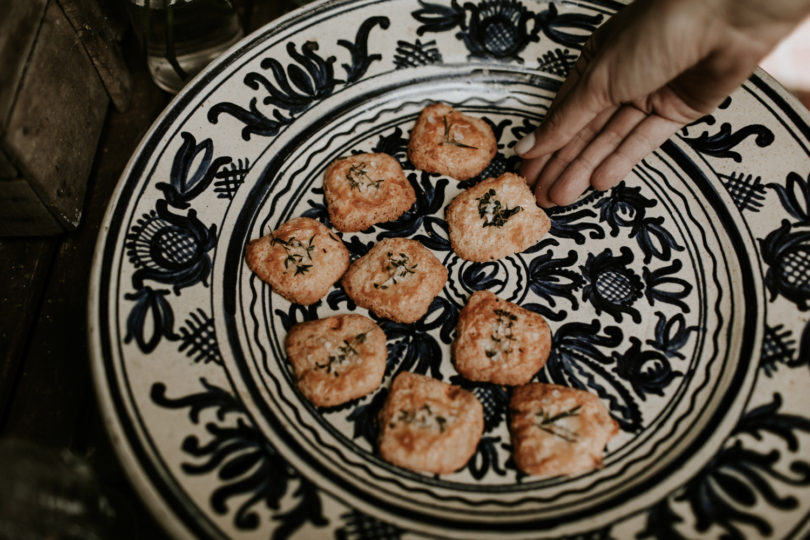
[
  {"xmin": 245, "ymin": 217, "xmax": 349, "ymax": 305},
  {"xmin": 324, "ymin": 152, "xmax": 416, "ymax": 232},
  {"xmin": 407, "ymin": 103, "xmax": 497, "ymax": 181},
  {"xmin": 453, "ymin": 290, "xmax": 551, "ymax": 385},
  {"xmin": 446, "ymin": 172, "xmax": 551, "ymax": 262},
  {"xmin": 285, "ymin": 314, "xmax": 387, "ymax": 407},
  {"xmin": 341, "ymin": 237, "xmax": 448, "ymax": 323},
  {"xmin": 509, "ymin": 383, "xmax": 620, "ymax": 477},
  {"xmin": 378, "ymin": 372, "xmax": 484, "ymax": 474}
]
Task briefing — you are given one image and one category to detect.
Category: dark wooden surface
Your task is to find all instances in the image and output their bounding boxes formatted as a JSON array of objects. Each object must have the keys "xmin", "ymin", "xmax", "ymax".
[{"xmin": 0, "ymin": 2, "xmax": 289, "ymax": 537}]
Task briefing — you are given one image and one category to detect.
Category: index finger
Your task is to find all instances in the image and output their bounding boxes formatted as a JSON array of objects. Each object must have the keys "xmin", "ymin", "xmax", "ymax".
[{"xmin": 516, "ymin": 21, "xmax": 615, "ymax": 159}]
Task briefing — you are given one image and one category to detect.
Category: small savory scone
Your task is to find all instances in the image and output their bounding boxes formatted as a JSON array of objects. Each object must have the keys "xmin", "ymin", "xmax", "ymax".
[
  {"xmin": 446, "ymin": 172, "xmax": 551, "ymax": 262},
  {"xmin": 341, "ymin": 237, "xmax": 448, "ymax": 323},
  {"xmin": 285, "ymin": 314, "xmax": 386, "ymax": 407},
  {"xmin": 245, "ymin": 217, "xmax": 349, "ymax": 305},
  {"xmin": 378, "ymin": 371, "xmax": 484, "ymax": 474},
  {"xmin": 453, "ymin": 291, "xmax": 551, "ymax": 385},
  {"xmin": 407, "ymin": 103, "xmax": 497, "ymax": 181},
  {"xmin": 324, "ymin": 152, "xmax": 416, "ymax": 232},
  {"xmin": 509, "ymin": 383, "xmax": 619, "ymax": 477}
]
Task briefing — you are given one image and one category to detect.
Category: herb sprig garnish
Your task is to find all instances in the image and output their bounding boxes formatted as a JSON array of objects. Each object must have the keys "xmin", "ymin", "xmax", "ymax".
[
  {"xmin": 315, "ymin": 332, "xmax": 368, "ymax": 377},
  {"xmin": 373, "ymin": 251, "xmax": 418, "ymax": 289},
  {"xmin": 392, "ymin": 403, "xmax": 449, "ymax": 433},
  {"xmin": 477, "ymin": 188, "xmax": 522, "ymax": 227},
  {"xmin": 346, "ymin": 161, "xmax": 384, "ymax": 191},
  {"xmin": 535, "ymin": 405, "xmax": 581, "ymax": 443},
  {"xmin": 271, "ymin": 234, "xmax": 317, "ymax": 275},
  {"xmin": 440, "ymin": 116, "xmax": 478, "ymax": 149},
  {"xmin": 486, "ymin": 308, "xmax": 518, "ymax": 359}
]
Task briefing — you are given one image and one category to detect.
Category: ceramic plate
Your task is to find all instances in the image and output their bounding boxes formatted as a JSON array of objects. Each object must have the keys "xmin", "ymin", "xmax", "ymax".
[{"xmin": 89, "ymin": 0, "xmax": 810, "ymax": 538}]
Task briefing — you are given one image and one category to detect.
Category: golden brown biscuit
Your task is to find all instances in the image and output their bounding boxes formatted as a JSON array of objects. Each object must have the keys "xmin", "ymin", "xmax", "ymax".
[
  {"xmin": 407, "ymin": 103, "xmax": 497, "ymax": 181},
  {"xmin": 378, "ymin": 371, "xmax": 484, "ymax": 474},
  {"xmin": 324, "ymin": 152, "xmax": 416, "ymax": 232},
  {"xmin": 509, "ymin": 383, "xmax": 619, "ymax": 477},
  {"xmin": 453, "ymin": 290, "xmax": 551, "ymax": 385},
  {"xmin": 446, "ymin": 172, "xmax": 551, "ymax": 262},
  {"xmin": 285, "ymin": 314, "xmax": 387, "ymax": 407},
  {"xmin": 341, "ymin": 237, "xmax": 448, "ymax": 324},
  {"xmin": 245, "ymin": 217, "xmax": 349, "ymax": 305}
]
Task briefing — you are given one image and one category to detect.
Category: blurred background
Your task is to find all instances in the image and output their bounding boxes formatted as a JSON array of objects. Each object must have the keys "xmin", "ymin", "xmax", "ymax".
[{"xmin": 761, "ymin": 15, "xmax": 810, "ymax": 109}]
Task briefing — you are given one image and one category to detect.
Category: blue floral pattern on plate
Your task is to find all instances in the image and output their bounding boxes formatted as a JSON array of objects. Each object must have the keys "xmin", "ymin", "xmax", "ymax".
[{"xmin": 89, "ymin": 0, "xmax": 810, "ymax": 538}]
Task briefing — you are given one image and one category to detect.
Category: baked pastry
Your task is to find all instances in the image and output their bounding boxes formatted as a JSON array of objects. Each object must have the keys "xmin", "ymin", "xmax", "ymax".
[
  {"xmin": 453, "ymin": 290, "xmax": 551, "ymax": 385},
  {"xmin": 245, "ymin": 217, "xmax": 349, "ymax": 305},
  {"xmin": 378, "ymin": 371, "xmax": 484, "ymax": 474},
  {"xmin": 341, "ymin": 237, "xmax": 448, "ymax": 323},
  {"xmin": 324, "ymin": 152, "xmax": 416, "ymax": 232},
  {"xmin": 446, "ymin": 172, "xmax": 550, "ymax": 262},
  {"xmin": 285, "ymin": 314, "xmax": 387, "ymax": 407},
  {"xmin": 509, "ymin": 383, "xmax": 619, "ymax": 477},
  {"xmin": 407, "ymin": 103, "xmax": 497, "ymax": 181}
]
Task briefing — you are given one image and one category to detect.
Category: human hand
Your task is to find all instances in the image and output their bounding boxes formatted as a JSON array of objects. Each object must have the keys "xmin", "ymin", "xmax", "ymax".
[{"xmin": 516, "ymin": 0, "xmax": 810, "ymax": 207}]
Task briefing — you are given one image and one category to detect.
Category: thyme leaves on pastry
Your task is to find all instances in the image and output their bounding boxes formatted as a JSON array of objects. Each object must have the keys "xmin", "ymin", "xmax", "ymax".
[
  {"xmin": 271, "ymin": 234, "xmax": 317, "ymax": 275},
  {"xmin": 315, "ymin": 332, "xmax": 368, "ymax": 377},
  {"xmin": 346, "ymin": 161, "xmax": 384, "ymax": 192},
  {"xmin": 535, "ymin": 405, "xmax": 581, "ymax": 443},
  {"xmin": 374, "ymin": 251, "xmax": 418, "ymax": 289},
  {"xmin": 441, "ymin": 115, "xmax": 479, "ymax": 149},
  {"xmin": 477, "ymin": 188, "xmax": 522, "ymax": 227},
  {"xmin": 485, "ymin": 308, "xmax": 518, "ymax": 359},
  {"xmin": 393, "ymin": 403, "xmax": 449, "ymax": 433}
]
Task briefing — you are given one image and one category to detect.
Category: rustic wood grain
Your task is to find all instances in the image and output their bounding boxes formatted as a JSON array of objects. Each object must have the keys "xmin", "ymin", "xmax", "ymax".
[
  {"xmin": 0, "ymin": 178, "xmax": 64, "ymax": 235},
  {"xmin": 58, "ymin": 0, "xmax": 133, "ymax": 111},
  {"xmin": 0, "ymin": 237, "xmax": 56, "ymax": 423},
  {"xmin": 0, "ymin": 0, "xmax": 48, "ymax": 124},
  {"xmin": 0, "ymin": 2, "xmax": 286, "ymax": 536}
]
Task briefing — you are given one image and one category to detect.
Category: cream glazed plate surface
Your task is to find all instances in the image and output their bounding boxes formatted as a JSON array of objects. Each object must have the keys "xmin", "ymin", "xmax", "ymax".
[{"xmin": 89, "ymin": 0, "xmax": 810, "ymax": 537}]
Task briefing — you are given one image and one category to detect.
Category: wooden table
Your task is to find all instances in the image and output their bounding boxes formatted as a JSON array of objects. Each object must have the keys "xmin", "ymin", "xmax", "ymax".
[{"xmin": 0, "ymin": 3, "xmax": 288, "ymax": 537}]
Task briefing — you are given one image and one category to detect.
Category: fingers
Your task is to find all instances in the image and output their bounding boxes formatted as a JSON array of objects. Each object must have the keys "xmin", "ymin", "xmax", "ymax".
[
  {"xmin": 542, "ymin": 105, "xmax": 646, "ymax": 206},
  {"xmin": 590, "ymin": 114, "xmax": 682, "ymax": 191},
  {"xmin": 520, "ymin": 153, "xmax": 551, "ymax": 190},
  {"xmin": 515, "ymin": 34, "xmax": 607, "ymax": 160},
  {"xmin": 528, "ymin": 105, "xmax": 618, "ymax": 206},
  {"xmin": 530, "ymin": 105, "xmax": 678, "ymax": 208}
]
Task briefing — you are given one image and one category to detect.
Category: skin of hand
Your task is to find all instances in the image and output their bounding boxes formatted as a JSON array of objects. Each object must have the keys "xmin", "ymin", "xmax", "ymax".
[{"xmin": 515, "ymin": 0, "xmax": 810, "ymax": 207}]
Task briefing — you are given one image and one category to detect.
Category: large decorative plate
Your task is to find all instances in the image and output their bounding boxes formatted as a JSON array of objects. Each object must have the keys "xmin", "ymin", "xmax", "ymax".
[{"xmin": 89, "ymin": 0, "xmax": 810, "ymax": 538}]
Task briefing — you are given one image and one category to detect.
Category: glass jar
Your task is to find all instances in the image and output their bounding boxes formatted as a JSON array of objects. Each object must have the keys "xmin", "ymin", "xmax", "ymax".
[{"xmin": 125, "ymin": 0, "xmax": 244, "ymax": 93}]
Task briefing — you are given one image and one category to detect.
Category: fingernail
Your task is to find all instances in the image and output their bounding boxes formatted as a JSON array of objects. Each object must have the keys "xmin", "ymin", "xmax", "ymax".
[{"xmin": 514, "ymin": 132, "xmax": 535, "ymax": 155}]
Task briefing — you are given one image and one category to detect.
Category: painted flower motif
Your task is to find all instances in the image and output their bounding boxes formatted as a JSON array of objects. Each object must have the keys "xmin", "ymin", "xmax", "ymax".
[
  {"xmin": 640, "ymin": 394, "xmax": 810, "ymax": 539},
  {"xmin": 596, "ymin": 182, "xmax": 655, "ymax": 237},
  {"xmin": 597, "ymin": 182, "xmax": 683, "ymax": 263},
  {"xmin": 150, "ymin": 379, "xmax": 329, "ymax": 534},
  {"xmin": 760, "ymin": 220, "xmax": 810, "ymax": 310},
  {"xmin": 613, "ymin": 337, "xmax": 683, "ymax": 400},
  {"xmin": 124, "ymin": 287, "xmax": 178, "ymax": 353},
  {"xmin": 462, "ymin": 0, "xmax": 539, "ymax": 60},
  {"xmin": 769, "ymin": 171, "xmax": 810, "ymax": 223},
  {"xmin": 126, "ymin": 200, "xmax": 217, "ymax": 294},
  {"xmin": 642, "ymin": 259, "xmax": 693, "ymax": 312},
  {"xmin": 580, "ymin": 247, "xmax": 644, "ymax": 323},
  {"xmin": 156, "ymin": 132, "xmax": 232, "ymax": 209},
  {"xmin": 414, "ymin": 0, "xmax": 540, "ymax": 62},
  {"xmin": 646, "ymin": 311, "xmax": 700, "ymax": 359},
  {"xmin": 525, "ymin": 246, "xmax": 584, "ymax": 321},
  {"xmin": 542, "ymin": 319, "xmax": 642, "ymax": 432}
]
